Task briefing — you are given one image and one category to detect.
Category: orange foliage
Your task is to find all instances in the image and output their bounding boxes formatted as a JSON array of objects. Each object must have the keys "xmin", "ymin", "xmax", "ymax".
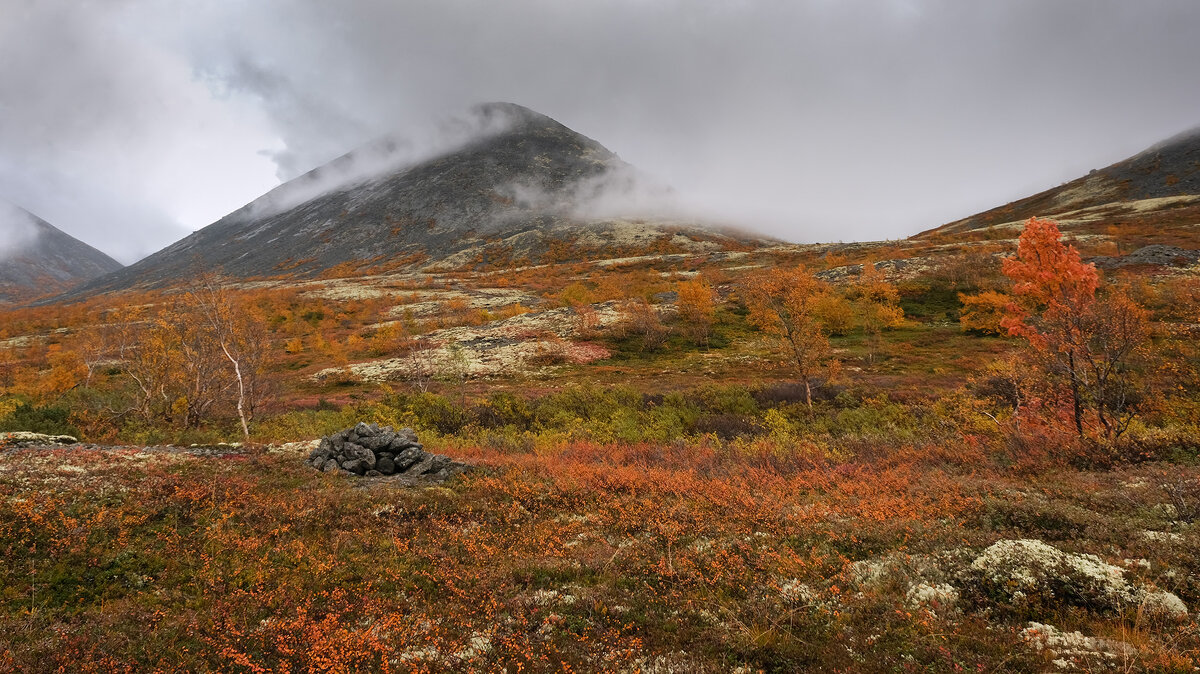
[
  {"xmin": 959, "ymin": 290, "xmax": 1011, "ymax": 335},
  {"xmin": 1000, "ymin": 218, "xmax": 1150, "ymax": 440},
  {"xmin": 743, "ymin": 265, "xmax": 839, "ymax": 407}
]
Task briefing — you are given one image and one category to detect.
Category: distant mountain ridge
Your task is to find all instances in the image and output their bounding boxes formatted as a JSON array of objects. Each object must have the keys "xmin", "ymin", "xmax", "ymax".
[
  {"xmin": 0, "ymin": 202, "xmax": 122, "ymax": 303},
  {"xmin": 73, "ymin": 102, "xmax": 765, "ymax": 296},
  {"xmin": 917, "ymin": 126, "xmax": 1200, "ymax": 242}
]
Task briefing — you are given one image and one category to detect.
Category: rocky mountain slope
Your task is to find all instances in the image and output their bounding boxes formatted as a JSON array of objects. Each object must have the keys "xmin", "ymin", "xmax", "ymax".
[
  {"xmin": 916, "ymin": 126, "xmax": 1200, "ymax": 247},
  {"xmin": 0, "ymin": 202, "xmax": 123, "ymax": 303},
  {"xmin": 74, "ymin": 103, "xmax": 765, "ymax": 296}
]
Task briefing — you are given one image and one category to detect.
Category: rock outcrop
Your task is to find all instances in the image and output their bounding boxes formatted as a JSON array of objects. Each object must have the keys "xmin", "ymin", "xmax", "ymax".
[
  {"xmin": 305, "ymin": 423, "xmax": 468, "ymax": 482},
  {"xmin": 1090, "ymin": 244, "xmax": 1200, "ymax": 270},
  {"xmin": 0, "ymin": 431, "xmax": 79, "ymax": 448},
  {"xmin": 845, "ymin": 539, "xmax": 1188, "ymax": 623},
  {"xmin": 965, "ymin": 539, "xmax": 1188, "ymax": 620}
]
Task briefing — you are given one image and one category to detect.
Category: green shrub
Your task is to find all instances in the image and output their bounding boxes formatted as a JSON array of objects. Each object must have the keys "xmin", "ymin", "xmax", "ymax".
[{"xmin": 0, "ymin": 403, "xmax": 79, "ymax": 437}]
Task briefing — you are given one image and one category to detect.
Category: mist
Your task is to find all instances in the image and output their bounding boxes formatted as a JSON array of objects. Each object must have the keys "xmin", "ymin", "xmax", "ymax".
[
  {"xmin": 0, "ymin": 202, "xmax": 40, "ymax": 260},
  {"xmin": 2, "ymin": 0, "xmax": 1200, "ymax": 262},
  {"xmin": 240, "ymin": 103, "xmax": 549, "ymax": 220}
]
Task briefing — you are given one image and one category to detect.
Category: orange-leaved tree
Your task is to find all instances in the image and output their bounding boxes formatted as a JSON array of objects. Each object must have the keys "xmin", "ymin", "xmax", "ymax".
[
  {"xmin": 743, "ymin": 265, "xmax": 840, "ymax": 408},
  {"xmin": 1000, "ymin": 217, "xmax": 1149, "ymax": 440}
]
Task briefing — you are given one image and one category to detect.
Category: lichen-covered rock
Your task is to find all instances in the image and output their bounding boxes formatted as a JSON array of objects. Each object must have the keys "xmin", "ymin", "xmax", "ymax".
[
  {"xmin": 1141, "ymin": 589, "xmax": 1189, "ymax": 621},
  {"xmin": 393, "ymin": 446, "xmax": 425, "ymax": 471},
  {"xmin": 304, "ymin": 424, "xmax": 468, "ymax": 484},
  {"xmin": 966, "ymin": 539, "xmax": 1187, "ymax": 619},
  {"xmin": 0, "ymin": 431, "xmax": 79, "ymax": 448},
  {"xmin": 341, "ymin": 443, "xmax": 376, "ymax": 470}
]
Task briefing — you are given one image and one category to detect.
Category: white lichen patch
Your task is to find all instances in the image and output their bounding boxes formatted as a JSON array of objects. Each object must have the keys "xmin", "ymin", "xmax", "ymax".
[
  {"xmin": 971, "ymin": 539, "xmax": 1188, "ymax": 618},
  {"xmin": 530, "ymin": 589, "xmax": 577, "ymax": 606},
  {"xmin": 905, "ymin": 583, "xmax": 959, "ymax": 613},
  {"xmin": 972, "ymin": 539, "xmax": 1128, "ymax": 595},
  {"xmin": 1140, "ymin": 590, "xmax": 1189, "ymax": 621},
  {"xmin": 779, "ymin": 579, "xmax": 817, "ymax": 606},
  {"xmin": 450, "ymin": 631, "xmax": 493, "ymax": 662},
  {"xmin": 267, "ymin": 439, "xmax": 321, "ymax": 454},
  {"xmin": 314, "ymin": 301, "xmax": 623, "ymax": 382},
  {"xmin": 1022, "ymin": 622, "xmax": 1134, "ymax": 668},
  {"xmin": 1140, "ymin": 530, "xmax": 1184, "ymax": 543}
]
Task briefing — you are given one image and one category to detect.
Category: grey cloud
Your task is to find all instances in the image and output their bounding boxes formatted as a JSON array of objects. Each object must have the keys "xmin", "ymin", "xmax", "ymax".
[
  {"xmin": 2, "ymin": 0, "xmax": 1199, "ymax": 260},
  {"xmin": 0, "ymin": 201, "xmax": 39, "ymax": 259}
]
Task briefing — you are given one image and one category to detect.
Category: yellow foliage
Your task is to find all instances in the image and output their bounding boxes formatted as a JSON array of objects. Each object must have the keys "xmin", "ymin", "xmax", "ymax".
[
  {"xmin": 959, "ymin": 290, "xmax": 1011, "ymax": 335},
  {"xmin": 743, "ymin": 265, "xmax": 837, "ymax": 407},
  {"xmin": 814, "ymin": 293, "xmax": 854, "ymax": 336},
  {"xmin": 676, "ymin": 276, "xmax": 717, "ymax": 345}
]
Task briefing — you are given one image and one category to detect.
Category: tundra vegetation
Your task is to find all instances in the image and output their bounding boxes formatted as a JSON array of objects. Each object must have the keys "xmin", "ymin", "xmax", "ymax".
[{"xmin": 1, "ymin": 219, "xmax": 1199, "ymax": 671}]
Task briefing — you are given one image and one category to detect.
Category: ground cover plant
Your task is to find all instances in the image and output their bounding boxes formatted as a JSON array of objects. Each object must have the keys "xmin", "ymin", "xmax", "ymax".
[{"xmin": 1, "ymin": 218, "xmax": 1199, "ymax": 671}]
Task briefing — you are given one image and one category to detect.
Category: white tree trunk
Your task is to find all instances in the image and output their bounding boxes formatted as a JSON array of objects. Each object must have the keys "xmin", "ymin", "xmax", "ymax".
[{"xmin": 220, "ymin": 342, "xmax": 249, "ymax": 440}]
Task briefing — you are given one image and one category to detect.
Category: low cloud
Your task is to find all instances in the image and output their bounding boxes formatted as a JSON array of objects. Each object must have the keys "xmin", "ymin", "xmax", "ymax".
[
  {"xmin": 0, "ymin": 202, "xmax": 41, "ymax": 260},
  {"xmin": 241, "ymin": 103, "xmax": 538, "ymax": 220},
  {"xmin": 493, "ymin": 163, "xmax": 681, "ymax": 226},
  {"xmin": 3, "ymin": 0, "xmax": 1200, "ymax": 260}
]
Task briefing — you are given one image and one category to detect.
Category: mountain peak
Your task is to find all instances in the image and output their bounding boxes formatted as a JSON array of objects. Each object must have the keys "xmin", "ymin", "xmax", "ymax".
[
  {"xmin": 0, "ymin": 201, "xmax": 123, "ymax": 303},
  {"xmin": 70, "ymin": 104, "xmax": 759, "ymax": 296}
]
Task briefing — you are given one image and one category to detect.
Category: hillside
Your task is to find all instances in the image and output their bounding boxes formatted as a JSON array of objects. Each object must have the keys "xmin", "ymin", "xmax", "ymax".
[
  {"xmin": 917, "ymin": 126, "xmax": 1200, "ymax": 251},
  {"xmin": 0, "ymin": 202, "xmax": 123, "ymax": 303},
  {"xmin": 3, "ymin": 123, "xmax": 1200, "ymax": 670},
  {"xmin": 73, "ymin": 103, "xmax": 766, "ymax": 296}
]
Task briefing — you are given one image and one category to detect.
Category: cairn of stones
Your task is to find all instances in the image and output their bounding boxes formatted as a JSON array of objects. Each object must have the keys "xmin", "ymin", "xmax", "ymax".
[{"xmin": 305, "ymin": 422, "xmax": 467, "ymax": 481}]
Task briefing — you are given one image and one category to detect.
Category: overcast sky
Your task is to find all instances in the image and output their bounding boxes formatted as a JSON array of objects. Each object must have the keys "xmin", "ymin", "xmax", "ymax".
[{"xmin": 1, "ymin": 0, "xmax": 1199, "ymax": 263}]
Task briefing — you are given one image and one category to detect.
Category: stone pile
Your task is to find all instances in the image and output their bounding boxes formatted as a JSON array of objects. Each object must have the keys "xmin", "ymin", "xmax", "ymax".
[{"xmin": 305, "ymin": 423, "xmax": 467, "ymax": 481}]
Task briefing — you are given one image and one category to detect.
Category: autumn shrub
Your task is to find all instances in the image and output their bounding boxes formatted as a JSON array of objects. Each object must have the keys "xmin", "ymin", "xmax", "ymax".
[
  {"xmin": 375, "ymin": 391, "xmax": 471, "ymax": 435},
  {"xmin": 686, "ymin": 384, "xmax": 759, "ymax": 416},
  {"xmin": 253, "ymin": 407, "xmax": 359, "ymax": 443},
  {"xmin": 753, "ymin": 380, "xmax": 842, "ymax": 407},
  {"xmin": 786, "ymin": 397, "xmax": 926, "ymax": 442},
  {"xmin": 475, "ymin": 391, "xmax": 536, "ymax": 428},
  {"xmin": 532, "ymin": 384, "xmax": 643, "ymax": 428},
  {"xmin": 692, "ymin": 413, "xmax": 761, "ymax": 440},
  {"xmin": 958, "ymin": 290, "xmax": 1010, "ymax": 334},
  {"xmin": 897, "ymin": 280, "xmax": 964, "ymax": 322}
]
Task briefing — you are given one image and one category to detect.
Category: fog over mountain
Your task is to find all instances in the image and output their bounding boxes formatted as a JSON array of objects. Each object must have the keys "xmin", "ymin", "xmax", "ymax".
[
  {"xmin": 70, "ymin": 103, "xmax": 762, "ymax": 297},
  {"xmin": 2, "ymin": 1, "xmax": 1200, "ymax": 263},
  {"xmin": 0, "ymin": 201, "xmax": 123, "ymax": 302}
]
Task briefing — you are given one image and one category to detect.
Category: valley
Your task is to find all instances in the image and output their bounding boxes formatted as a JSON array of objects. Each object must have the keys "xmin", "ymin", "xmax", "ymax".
[{"xmin": 1, "ymin": 107, "xmax": 1199, "ymax": 672}]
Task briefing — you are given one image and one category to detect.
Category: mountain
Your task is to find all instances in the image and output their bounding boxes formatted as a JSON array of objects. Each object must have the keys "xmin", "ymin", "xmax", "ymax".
[
  {"xmin": 0, "ymin": 202, "xmax": 123, "ymax": 303},
  {"xmin": 75, "ymin": 103, "xmax": 764, "ymax": 296},
  {"xmin": 916, "ymin": 126, "xmax": 1200, "ymax": 246}
]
